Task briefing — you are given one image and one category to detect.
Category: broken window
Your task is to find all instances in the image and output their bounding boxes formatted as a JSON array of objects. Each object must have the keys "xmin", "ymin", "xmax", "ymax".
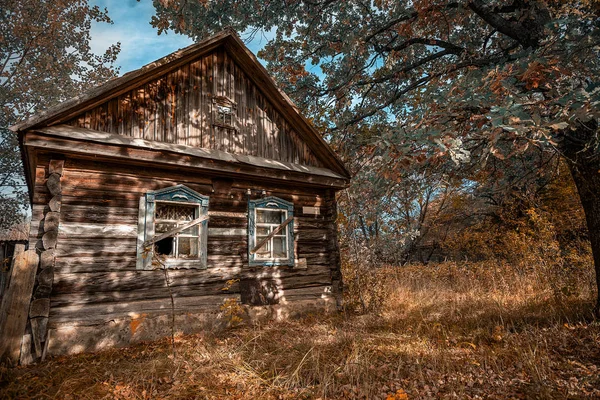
[
  {"xmin": 154, "ymin": 202, "xmax": 200, "ymax": 259},
  {"xmin": 248, "ymin": 196, "xmax": 295, "ymax": 267},
  {"xmin": 212, "ymin": 96, "xmax": 237, "ymax": 129},
  {"xmin": 136, "ymin": 185, "xmax": 209, "ymax": 270}
]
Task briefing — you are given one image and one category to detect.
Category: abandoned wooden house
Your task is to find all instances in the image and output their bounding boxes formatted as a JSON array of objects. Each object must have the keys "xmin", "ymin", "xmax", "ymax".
[{"xmin": 2, "ymin": 30, "xmax": 350, "ymax": 364}]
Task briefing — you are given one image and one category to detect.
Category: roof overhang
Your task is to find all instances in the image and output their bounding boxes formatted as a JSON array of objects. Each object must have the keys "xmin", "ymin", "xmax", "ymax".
[{"xmin": 21, "ymin": 125, "xmax": 350, "ymax": 196}]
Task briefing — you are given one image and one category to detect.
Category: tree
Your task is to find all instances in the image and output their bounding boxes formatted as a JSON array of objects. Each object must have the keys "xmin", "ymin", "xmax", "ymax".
[
  {"xmin": 152, "ymin": 0, "xmax": 600, "ymax": 315},
  {"xmin": 0, "ymin": 0, "xmax": 120, "ymax": 232}
]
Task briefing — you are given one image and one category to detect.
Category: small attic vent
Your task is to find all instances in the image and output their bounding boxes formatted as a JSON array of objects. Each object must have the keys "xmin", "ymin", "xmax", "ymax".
[{"xmin": 212, "ymin": 96, "xmax": 237, "ymax": 130}]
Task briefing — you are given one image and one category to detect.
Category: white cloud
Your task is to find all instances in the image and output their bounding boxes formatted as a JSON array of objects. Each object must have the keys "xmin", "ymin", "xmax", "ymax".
[{"xmin": 90, "ymin": 0, "xmax": 193, "ymax": 74}]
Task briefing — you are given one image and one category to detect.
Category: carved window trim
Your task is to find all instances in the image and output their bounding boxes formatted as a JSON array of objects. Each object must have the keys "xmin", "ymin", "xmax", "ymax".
[
  {"xmin": 136, "ymin": 185, "xmax": 209, "ymax": 270},
  {"xmin": 248, "ymin": 196, "xmax": 295, "ymax": 267}
]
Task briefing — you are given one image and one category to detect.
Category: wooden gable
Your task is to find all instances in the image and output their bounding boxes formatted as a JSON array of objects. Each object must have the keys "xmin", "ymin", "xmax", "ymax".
[{"xmin": 63, "ymin": 45, "xmax": 322, "ymax": 168}]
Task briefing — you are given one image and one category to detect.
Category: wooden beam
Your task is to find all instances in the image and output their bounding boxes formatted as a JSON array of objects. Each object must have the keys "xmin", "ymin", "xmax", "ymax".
[
  {"xmin": 0, "ymin": 249, "xmax": 40, "ymax": 366},
  {"xmin": 251, "ymin": 215, "xmax": 293, "ymax": 254},
  {"xmin": 143, "ymin": 215, "xmax": 209, "ymax": 248}
]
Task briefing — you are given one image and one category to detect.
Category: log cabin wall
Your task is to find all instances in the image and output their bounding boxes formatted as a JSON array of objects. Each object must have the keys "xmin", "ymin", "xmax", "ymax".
[
  {"xmin": 64, "ymin": 47, "xmax": 322, "ymax": 168},
  {"xmin": 28, "ymin": 152, "xmax": 341, "ymax": 355}
]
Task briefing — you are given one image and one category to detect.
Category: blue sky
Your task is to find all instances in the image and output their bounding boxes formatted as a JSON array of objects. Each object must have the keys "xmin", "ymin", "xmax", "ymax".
[{"xmin": 90, "ymin": 0, "xmax": 271, "ymax": 74}]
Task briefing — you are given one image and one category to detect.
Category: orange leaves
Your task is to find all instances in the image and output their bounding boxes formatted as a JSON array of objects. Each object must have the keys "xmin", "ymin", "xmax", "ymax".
[
  {"xmin": 519, "ymin": 61, "xmax": 547, "ymax": 90},
  {"xmin": 386, "ymin": 388, "xmax": 409, "ymax": 400},
  {"xmin": 280, "ymin": 64, "xmax": 309, "ymax": 85},
  {"xmin": 519, "ymin": 59, "xmax": 569, "ymax": 91}
]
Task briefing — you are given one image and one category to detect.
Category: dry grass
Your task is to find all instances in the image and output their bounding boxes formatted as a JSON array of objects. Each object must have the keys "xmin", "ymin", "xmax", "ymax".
[{"xmin": 2, "ymin": 262, "xmax": 599, "ymax": 399}]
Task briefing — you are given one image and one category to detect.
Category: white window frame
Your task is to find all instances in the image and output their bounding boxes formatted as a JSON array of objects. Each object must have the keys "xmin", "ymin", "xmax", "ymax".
[
  {"xmin": 136, "ymin": 185, "xmax": 209, "ymax": 270},
  {"xmin": 248, "ymin": 196, "xmax": 294, "ymax": 267},
  {"xmin": 254, "ymin": 207, "xmax": 289, "ymax": 261}
]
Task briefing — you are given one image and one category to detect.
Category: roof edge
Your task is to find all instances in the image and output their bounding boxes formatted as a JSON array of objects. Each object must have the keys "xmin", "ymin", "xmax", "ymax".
[{"xmin": 11, "ymin": 29, "xmax": 351, "ymax": 179}]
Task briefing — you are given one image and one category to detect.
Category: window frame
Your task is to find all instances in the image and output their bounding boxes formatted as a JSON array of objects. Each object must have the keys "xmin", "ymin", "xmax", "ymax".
[
  {"xmin": 248, "ymin": 196, "xmax": 295, "ymax": 267},
  {"xmin": 211, "ymin": 96, "xmax": 238, "ymax": 131},
  {"xmin": 136, "ymin": 185, "xmax": 209, "ymax": 270}
]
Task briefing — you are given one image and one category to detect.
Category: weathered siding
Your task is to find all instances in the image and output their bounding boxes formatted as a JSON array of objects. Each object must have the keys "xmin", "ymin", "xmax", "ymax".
[
  {"xmin": 65, "ymin": 47, "xmax": 323, "ymax": 168},
  {"xmin": 29, "ymin": 155, "xmax": 338, "ymax": 332}
]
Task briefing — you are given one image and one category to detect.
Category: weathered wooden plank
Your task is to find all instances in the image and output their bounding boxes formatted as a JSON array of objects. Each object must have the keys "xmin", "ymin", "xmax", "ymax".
[
  {"xmin": 19, "ymin": 334, "xmax": 33, "ymax": 366},
  {"xmin": 52, "ymin": 262, "xmax": 329, "ymax": 296},
  {"xmin": 50, "ymin": 281, "xmax": 240, "ymax": 308},
  {"xmin": 58, "ymin": 223, "xmax": 138, "ymax": 238},
  {"xmin": 60, "ymin": 205, "xmax": 138, "ymax": 224},
  {"xmin": 189, "ymin": 60, "xmax": 200, "ymax": 147},
  {"xmin": 55, "ymin": 256, "xmax": 137, "ymax": 272},
  {"xmin": 50, "ymin": 269, "xmax": 332, "ymax": 309},
  {"xmin": 208, "ymin": 227, "xmax": 246, "ymax": 236},
  {"xmin": 0, "ymin": 249, "xmax": 40, "ymax": 365},
  {"xmin": 49, "ymin": 294, "xmax": 238, "ymax": 323},
  {"xmin": 279, "ymin": 286, "xmax": 334, "ymax": 302}
]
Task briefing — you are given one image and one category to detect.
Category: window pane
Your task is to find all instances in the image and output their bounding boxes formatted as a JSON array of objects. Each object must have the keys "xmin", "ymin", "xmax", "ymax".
[
  {"xmin": 155, "ymin": 237, "xmax": 174, "ymax": 256},
  {"xmin": 273, "ymin": 237, "xmax": 286, "ymax": 258},
  {"xmin": 257, "ymin": 226, "xmax": 270, "ymax": 236},
  {"xmin": 178, "ymin": 237, "xmax": 198, "ymax": 258},
  {"xmin": 181, "ymin": 225, "xmax": 199, "ymax": 236},
  {"xmin": 255, "ymin": 239, "xmax": 271, "ymax": 258},
  {"xmin": 257, "ymin": 210, "xmax": 284, "ymax": 224},
  {"xmin": 156, "ymin": 203, "xmax": 196, "ymax": 221}
]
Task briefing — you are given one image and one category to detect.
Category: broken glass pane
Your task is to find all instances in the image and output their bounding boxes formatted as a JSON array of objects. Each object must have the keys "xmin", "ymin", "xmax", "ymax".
[{"xmin": 273, "ymin": 237, "xmax": 286, "ymax": 258}]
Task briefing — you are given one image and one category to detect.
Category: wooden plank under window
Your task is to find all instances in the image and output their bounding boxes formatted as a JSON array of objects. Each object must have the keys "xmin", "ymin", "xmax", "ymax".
[{"xmin": 251, "ymin": 215, "xmax": 293, "ymax": 254}]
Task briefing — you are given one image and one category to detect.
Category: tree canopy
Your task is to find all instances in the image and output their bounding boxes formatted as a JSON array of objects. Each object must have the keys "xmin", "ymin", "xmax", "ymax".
[
  {"xmin": 153, "ymin": 0, "xmax": 600, "ymax": 313},
  {"xmin": 0, "ymin": 0, "xmax": 120, "ymax": 231}
]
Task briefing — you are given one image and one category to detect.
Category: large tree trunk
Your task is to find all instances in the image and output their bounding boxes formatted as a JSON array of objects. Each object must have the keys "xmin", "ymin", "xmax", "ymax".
[{"xmin": 561, "ymin": 121, "xmax": 600, "ymax": 317}]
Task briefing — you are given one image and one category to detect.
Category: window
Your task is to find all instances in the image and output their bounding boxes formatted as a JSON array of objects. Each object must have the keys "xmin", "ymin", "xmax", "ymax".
[
  {"xmin": 248, "ymin": 197, "xmax": 294, "ymax": 267},
  {"xmin": 154, "ymin": 202, "xmax": 200, "ymax": 259},
  {"xmin": 212, "ymin": 96, "xmax": 237, "ymax": 129},
  {"xmin": 136, "ymin": 185, "xmax": 209, "ymax": 270}
]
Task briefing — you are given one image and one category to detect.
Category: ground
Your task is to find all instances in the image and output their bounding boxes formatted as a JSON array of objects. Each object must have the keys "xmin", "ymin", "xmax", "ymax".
[{"xmin": 1, "ymin": 263, "xmax": 599, "ymax": 399}]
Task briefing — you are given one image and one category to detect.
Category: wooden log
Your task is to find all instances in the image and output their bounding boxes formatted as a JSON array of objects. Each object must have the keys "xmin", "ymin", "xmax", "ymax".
[
  {"xmin": 53, "ymin": 254, "xmax": 247, "ymax": 273},
  {"xmin": 54, "ymin": 256, "xmax": 137, "ymax": 273},
  {"xmin": 46, "ymin": 173, "xmax": 62, "ymax": 196},
  {"xmin": 34, "ymin": 285, "xmax": 52, "ymax": 299},
  {"xmin": 49, "ymin": 293, "xmax": 238, "ymax": 323},
  {"xmin": 52, "ymin": 266, "xmax": 245, "ymax": 294},
  {"xmin": 30, "ymin": 298, "xmax": 50, "ymax": 318},
  {"xmin": 37, "ymin": 267, "xmax": 54, "ymax": 287},
  {"xmin": 40, "ymin": 249, "xmax": 55, "ymax": 269},
  {"xmin": 50, "ymin": 281, "xmax": 242, "ymax": 307},
  {"xmin": 43, "ymin": 212, "xmax": 60, "ymax": 233},
  {"xmin": 42, "ymin": 231, "xmax": 58, "ymax": 250},
  {"xmin": 58, "ymin": 222, "xmax": 138, "ymax": 238},
  {"xmin": 49, "ymin": 160, "xmax": 64, "ymax": 176},
  {"xmin": 49, "ymin": 195, "xmax": 62, "ymax": 212},
  {"xmin": 0, "ymin": 250, "xmax": 40, "ymax": 366}
]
